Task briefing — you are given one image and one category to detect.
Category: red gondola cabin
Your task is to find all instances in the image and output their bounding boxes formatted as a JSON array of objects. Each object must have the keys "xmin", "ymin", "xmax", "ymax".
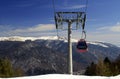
[{"xmin": 77, "ymin": 39, "xmax": 88, "ymax": 53}]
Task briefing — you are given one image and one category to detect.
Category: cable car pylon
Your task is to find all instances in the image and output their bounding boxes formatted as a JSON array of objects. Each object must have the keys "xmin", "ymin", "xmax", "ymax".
[{"xmin": 52, "ymin": 0, "xmax": 88, "ymax": 75}]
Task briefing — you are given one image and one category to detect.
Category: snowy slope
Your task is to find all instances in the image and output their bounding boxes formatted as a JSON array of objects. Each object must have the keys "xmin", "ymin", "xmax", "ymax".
[
  {"xmin": 88, "ymin": 41, "xmax": 109, "ymax": 48},
  {"xmin": 0, "ymin": 74, "xmax": 120, "ymax": 79}
]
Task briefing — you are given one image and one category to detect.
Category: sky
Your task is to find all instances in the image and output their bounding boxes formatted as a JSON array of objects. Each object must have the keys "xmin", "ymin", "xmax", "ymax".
[{"xmin": 0, "ymin": 0, "xmax": 120, "ymax": 46}]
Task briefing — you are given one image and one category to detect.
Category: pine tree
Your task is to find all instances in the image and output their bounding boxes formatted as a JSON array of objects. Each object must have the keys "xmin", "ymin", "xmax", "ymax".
[
  {"xmin": 0, "ymin": 58, "xmax": 14, "ymax": 77},
  {"xmin": 94, "ymin": 57, "xmax": 113, "ymax": 76},
  {"xmin": 111, "ymin": 58, "xmax": 120, "ymax": 75},
  {"xmin": 85, "ymin": 57, "xmax": 113, "ymax": 76},
  {"xmin": 104, "ymin": 57, "xmax": 111, "ymax": 64},
  {"xmin": 0, "ymin": 58, "xmax": 24, "ymax": 78},
  {"xmin": 85, "ymin": 62, "xmax": 97, "ymax": 75}
]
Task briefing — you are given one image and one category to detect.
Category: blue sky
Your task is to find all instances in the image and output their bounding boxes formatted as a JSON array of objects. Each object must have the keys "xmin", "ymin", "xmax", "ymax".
[{"xmin": 0, "ymin": 0, "xmax": 120, "ymax": 46}]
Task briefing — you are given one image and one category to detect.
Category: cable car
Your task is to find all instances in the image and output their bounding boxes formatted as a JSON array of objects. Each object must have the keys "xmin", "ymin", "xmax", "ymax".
[{"xmin": 77, "ymin": 39, "xmax": 88, "ymax": 53}]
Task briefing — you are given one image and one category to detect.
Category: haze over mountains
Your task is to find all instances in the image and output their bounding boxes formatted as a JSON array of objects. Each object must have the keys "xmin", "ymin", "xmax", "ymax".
[{"xmin": 0, "ymin": 36, "xmax": 120, "ymax": 75}]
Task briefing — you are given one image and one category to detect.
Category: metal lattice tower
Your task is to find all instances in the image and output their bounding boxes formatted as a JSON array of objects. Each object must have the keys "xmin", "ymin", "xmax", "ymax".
[{"xmin": 54, "ymin": 12, "xmax": 86, "ymax": 74}]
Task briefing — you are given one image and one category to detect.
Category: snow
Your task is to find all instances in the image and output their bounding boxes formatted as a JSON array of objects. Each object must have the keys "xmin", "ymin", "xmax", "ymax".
[
  {"xmin": 0, "ymin": 36, "xmax": 112, "ymax": 48},
  {"xmin": 0, "ymin": 74, "xmax": 119, "ymax": 79},
  {"xmin": 0, "ymin": 36, "xmax": 59, "ymax": 41},
  {"xmin": 0, "ymin": 36, "xmax": 78, "ymax": 42},
  {"xmin": 88, "ymin": 41, "xmax": 109, "ymax": 48}
]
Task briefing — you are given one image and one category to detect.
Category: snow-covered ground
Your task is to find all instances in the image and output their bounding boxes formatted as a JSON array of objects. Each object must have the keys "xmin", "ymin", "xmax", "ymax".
[{"xmin": 0, "ymin": 74, "xmax": 120, "ymax": 79}]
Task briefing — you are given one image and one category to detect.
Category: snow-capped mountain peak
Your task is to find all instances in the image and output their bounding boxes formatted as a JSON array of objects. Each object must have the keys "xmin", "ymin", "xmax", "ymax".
[
  {"xmin": 0, "ymin": 36, "xmax": 117, "ymax": 48},
  {"xmin": 0, "ymin": 36, "xmax": 78, "ymax": 42},
  {"xmin": 0, "ymin": 36, "xmax": 59, "ymax": 41}
]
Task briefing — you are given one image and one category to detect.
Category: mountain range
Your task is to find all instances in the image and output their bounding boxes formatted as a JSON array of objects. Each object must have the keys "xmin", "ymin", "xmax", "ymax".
[{"xmin": 0, "ymin": 36, "xmax": 120, "ymax": 75}]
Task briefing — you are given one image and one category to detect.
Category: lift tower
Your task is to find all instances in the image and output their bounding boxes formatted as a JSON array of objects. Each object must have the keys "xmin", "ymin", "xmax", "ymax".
[{"xmin": 54, "ymin": 12, "xmax": 86, "ymax": 74}]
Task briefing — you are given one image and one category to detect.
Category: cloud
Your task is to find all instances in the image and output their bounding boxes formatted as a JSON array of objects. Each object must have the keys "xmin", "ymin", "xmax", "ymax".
[
  {"xmin": 0, "ymin": 23, "xmax": 120, "ymax": 46},
  {"xmin": 85, "ymin": 22, "xmax": 120, "ymax": 46},
  {"xmin": 97, "ymin": 23, "xmax": 120, "ymax": 32},
  {"xmin": 87, "ymin": 19, "xmax": 97, "ymax": 22},
  {"xmin": 13, "ymin": 24, "xmax": 55, "ymax": 33},
  {"xmin": 109, "ymin": 25, "xmax": 120, "ymax": 32},
  {"xmin": 97, "ymin": 26, "xmax": 109, "ymax": 30},
  {"xmin": 0, "ymin": 25, "xmax": 13, "ymax": 31},
  {"xmin": 0, "ymin": 25, "xmax": 16, "ymax": 36},
  {"xmin": 62, "ymin": 0, "xmax": 87, "ymax": 9},
  {"xmin": 64, "ymin": 5, "xmax": 86, "ymax": 9},
  {"xmin": 87, "ymin": 32, "xmax": 120, "ymax": 46},
  {"xmin": 0, "ymin": 24, "xmax": 56, "ymax": 36},
  {"xmin": 57, "ymin": 4, "xmax": 86, "ymax": 10}
]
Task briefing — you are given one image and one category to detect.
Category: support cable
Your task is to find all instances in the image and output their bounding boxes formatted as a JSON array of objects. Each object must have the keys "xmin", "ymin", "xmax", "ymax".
[
  {"xmin": 81, "ymin": 0, "xmax": 88, "ymax": 39},
  {"xmin": 85, "ymin": 0, "xmax": 88, "ymax": 13},
  {"xmin": 52, "ymin": 0, "xmax": 60, "ymax": 39},
  {"xmin": 81, "ymin": 30, "xmax": 86, "ymax": 39}
]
